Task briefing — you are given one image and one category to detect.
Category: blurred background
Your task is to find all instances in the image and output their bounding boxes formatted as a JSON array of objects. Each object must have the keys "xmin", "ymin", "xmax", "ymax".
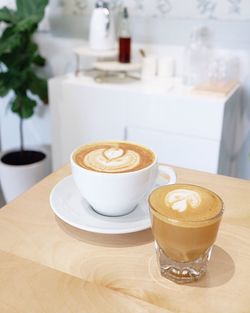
[{"xmin": 0, "ymin": 0, "xmax": 249, "ymax": 204}]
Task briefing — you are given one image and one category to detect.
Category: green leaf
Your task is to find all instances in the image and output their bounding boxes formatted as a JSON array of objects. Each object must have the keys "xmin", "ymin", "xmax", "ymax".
[
  {"xmin": 16, "ymin": 0, "xmax": 48, "ymax": 22},
  {"xmin": 15, "ymin": 16, "xmax": 40, "ymax": 32},
  {"xmin": 11, "ymin": 95, "xmax": 36, "ymax": 119},
  {"xmin": 27, "ymin": 71, "xmax": 48, "ymax": 104},
  {"xmin": 21, "ymin": 97, "xmax": 36, "ymax": 118},
  {"xmin": 0, "ymin": 27, "xmax": 22, "ymax": 55},
  {"xmin": 0, "ymin": 71, "xmax": 11, "ymax": 97},
  {"xmin": 0, "ymin": 7, "xmax": 17, "ymax": 23},
  {"xmin": 25, "ymin": 41, "xmax": 38, "ymax": 56},
  {"xmin": 0, "ymin": 70, "xmax": 27, "ymax": 93},
  {"xmin": 1, "ymin": 40, "xmax": 38, "ymax": 74},
  {"xmin": 32, "ymin": 54, "xmax": 46, "ymax": 67},
  {"xmin": 0, "ymin": 76, "xmax": 10, "ymax": 97}
]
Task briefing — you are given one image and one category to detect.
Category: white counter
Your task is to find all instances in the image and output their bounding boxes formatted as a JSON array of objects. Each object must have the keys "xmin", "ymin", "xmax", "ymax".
[{"xmin": 49, "ymin": 74, "xmax": 241, "ymax": 176}]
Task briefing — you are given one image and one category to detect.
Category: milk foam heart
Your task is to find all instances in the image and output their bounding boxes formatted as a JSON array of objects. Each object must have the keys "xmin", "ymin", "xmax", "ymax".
[
  {"xmin": 104, "ymin": 148, "xmax": 124, "ymax": 160},
  {"xmin": 165, "ymin": 189, "xmax": 201, "ymax": 213}
]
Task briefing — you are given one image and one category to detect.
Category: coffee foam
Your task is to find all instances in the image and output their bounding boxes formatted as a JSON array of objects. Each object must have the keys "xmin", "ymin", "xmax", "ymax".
[
  {"xmin": 74, "ymin": 142, "xmax": 155, "ymax": 173},
  {"xmin": 149, "ymin": 184, "xmax": 223, "ymax": 225},
  {"xmin": 83, "ymin": 147, "xmax": 140, "ymax": 173},
  {"xmin": 165, "ymin": 189, "xmax": 201, "ymax": 213}
]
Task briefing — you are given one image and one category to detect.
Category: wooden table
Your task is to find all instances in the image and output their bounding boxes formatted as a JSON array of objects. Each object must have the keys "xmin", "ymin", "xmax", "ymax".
[{"xmin": 0, "ymin": 164, "xmax": 249, "ymax": 312}]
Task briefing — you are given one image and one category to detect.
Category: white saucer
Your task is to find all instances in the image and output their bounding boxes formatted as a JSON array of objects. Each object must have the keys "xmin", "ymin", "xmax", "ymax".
[{"xmin": 50, "ymin": 173, "xmax": 171, "ymax": 235}]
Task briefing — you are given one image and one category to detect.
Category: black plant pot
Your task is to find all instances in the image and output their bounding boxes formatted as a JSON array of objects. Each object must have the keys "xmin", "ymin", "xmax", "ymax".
[
  {"xmin": 0, "ymin": 149, "xmax": 50, "ymax": 202},
  {"xmin": 1, "ymin": 150, "xmax": 46, "ymax": 166}
]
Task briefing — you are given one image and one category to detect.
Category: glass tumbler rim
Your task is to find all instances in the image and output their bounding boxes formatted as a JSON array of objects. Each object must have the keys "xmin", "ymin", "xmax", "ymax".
[{"xmin": 148, "ymin": 183, "xmax": 224, "ymax": 227}]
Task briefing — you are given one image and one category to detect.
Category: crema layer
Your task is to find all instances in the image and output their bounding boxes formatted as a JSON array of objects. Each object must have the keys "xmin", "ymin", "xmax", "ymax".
[
  {"xmin": 149, "ymin": 184, "xmax": 223, "ymax": 224},
  {"xmin": 74, "ymin": 142, "xmax": 155, "ymax": 173}
]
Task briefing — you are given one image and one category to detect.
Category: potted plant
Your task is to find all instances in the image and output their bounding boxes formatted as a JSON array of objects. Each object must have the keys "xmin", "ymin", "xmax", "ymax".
[{"xmin": 0, "ymin": 0, "xmax": 50, "ymax": 202}]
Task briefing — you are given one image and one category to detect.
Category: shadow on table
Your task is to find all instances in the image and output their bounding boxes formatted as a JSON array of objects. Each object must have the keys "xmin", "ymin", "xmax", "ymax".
[
  {"xmin": 56, "ymin": 216, "xmax": 153, "ymax": 247},
  {"xmin": 149, "ymin": 245, "xmax": 235, "ymax": 288},
  {"xmin": 189, "ymin": 245, "xmax": 235, "ymax": 288}
]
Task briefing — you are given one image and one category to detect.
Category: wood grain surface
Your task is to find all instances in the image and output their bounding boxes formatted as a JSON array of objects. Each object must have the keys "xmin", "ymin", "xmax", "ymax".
[
  {"xmin": 0, "ymin": 164, "xmax": 249, "ymax": 313},
  {"xmin": 0, "ymin": 250, "xmax": 169, "ymax": 313}
]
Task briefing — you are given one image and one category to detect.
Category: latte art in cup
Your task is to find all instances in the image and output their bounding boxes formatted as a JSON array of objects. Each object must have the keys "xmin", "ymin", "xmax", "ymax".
[
  {"xmin": 151, "ymin": 184, "xmax": 222, "ymax": 223},
  {"xmin": 83, "ymin": 147, "xmax": 139, "ymax": 173},
  {"xmin": 71, "ymin": 140, "xmax": 176, "ymax": 217},
  {"xmin": 74, "ymin": 142, "xmax": 155, "ymax": 173},
  {"xmin": 165, "ymin": 189, "xmax": 201, "ymax": 213}
]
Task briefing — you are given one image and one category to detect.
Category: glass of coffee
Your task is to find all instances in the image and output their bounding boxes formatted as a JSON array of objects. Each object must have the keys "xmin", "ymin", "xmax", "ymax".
[
  {"xmin": 149, "ymin": 184, "xmax": 224, "ymax": 283},
  {"xmin": 71, "ymin": 141, "xmax": 176, "ymax": 217}
]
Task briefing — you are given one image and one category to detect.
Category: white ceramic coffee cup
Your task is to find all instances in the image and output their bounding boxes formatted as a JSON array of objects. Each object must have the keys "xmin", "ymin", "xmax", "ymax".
[{"xmin": 71, "ymin": 141, "xmax": 176, "ymax": 216}]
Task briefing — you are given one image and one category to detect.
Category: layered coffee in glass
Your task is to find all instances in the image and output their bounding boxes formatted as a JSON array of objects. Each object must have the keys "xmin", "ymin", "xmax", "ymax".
[{"xmin": 149, "ymin": 184, "xmax": 224, "ymax": 283}]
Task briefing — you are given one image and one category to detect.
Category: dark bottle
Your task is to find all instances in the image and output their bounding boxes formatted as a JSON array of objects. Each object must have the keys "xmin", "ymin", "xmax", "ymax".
[{"xmin": 118, "ymin": 7, "xmax": 131, "ymax": 63}]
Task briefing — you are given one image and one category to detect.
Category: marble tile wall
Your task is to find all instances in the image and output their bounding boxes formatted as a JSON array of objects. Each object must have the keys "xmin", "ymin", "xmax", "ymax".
[
  {"xmin": 49, "ymin": 0, "xmax": 249, "ymax": 20},
  {"xmin": 0, "ymin": 0, "xmax": 249, "ymax": 20}
]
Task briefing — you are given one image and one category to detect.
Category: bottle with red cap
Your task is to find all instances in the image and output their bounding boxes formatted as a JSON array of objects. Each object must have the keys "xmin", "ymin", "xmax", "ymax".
[{"xmin": 118, "ymin": 7, "xmax": 131, "ymax": 63}]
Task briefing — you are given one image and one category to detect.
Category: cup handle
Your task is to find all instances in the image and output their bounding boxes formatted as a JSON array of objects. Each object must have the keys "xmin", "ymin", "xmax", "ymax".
[{"xmin": 157, "ymin": 164, "xmax": 177, "ymax": 186}]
